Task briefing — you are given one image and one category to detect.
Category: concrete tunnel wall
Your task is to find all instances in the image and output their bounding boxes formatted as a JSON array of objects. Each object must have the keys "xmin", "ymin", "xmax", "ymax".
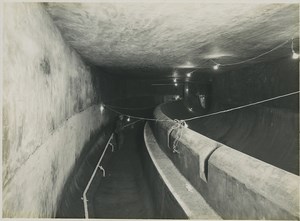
[
  {"xmin": 181, "ymin": 57, "xmax": 298, "ymax": 114},
  {"xmin": 150, "ymin": 106, "xmax": 299, "ymax": 219},
  {"xmin": 152, "ymin": 57, "xmax": 299, "ymax": 218},
  {"xmin": 2, "ymin": 3, "xmax": 119, "ymax": 217},
  {"xmin": 163, "ymin": 56, "xmax": 299, "ymax": 174},
  {"xmin": 210, "ymin": 57, "xmax": 299, "ymax": 112},
  {"xmin": 2, "ymin": 2, "xmax": 299, "ymax": 219}
]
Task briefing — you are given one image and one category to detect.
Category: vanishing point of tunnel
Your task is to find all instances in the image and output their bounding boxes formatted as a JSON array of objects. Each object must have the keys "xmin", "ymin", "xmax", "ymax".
[{"xmin": 2, "ymin": 1, "xmax": 300, "ymax": 220}]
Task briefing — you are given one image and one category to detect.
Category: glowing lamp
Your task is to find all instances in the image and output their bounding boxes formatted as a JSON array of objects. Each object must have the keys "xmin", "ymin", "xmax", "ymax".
[
  {"xmin": 213, "ymin": 64, "xmax": 220, "ymax": 70},
  {"xmin": 100, "ymin": 104, "xmax": 104, "ymax": 112},
  {"xmin": 292, "ymin": 51, "xmax": 299, "ymax": 59}
]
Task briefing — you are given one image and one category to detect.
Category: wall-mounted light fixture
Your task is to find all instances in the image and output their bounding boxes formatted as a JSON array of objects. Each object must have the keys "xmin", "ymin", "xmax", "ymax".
[
  {"xmin": 292, "ymin": 38, "xmax": 299, "ymax": 59},
  {"xmin": 100, "ymin": 104, "xmax": 105, "ymax": 113},
  {"xmin": 175, "ymin": 95, "xmax": 180, "ymax": 100},
  {"xmin": 213, "ymin": 63, "xmax": 220, "ymax": 70}
]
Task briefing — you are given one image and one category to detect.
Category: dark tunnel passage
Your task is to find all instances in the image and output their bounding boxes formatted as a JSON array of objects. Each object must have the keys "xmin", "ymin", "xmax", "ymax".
[
  {"xmin": 54, "ymin": 98, "xmax": 159, "ymax": 219},
  {"xmin": 161, "ymin": 57, "xmax": 299, "ymax": 175},
  {"xmin": 92, "ymin": 123, "xmax": 155, "ymax": 219},
  {"xmin": 2, "ymin": 2, "xmax": 299, "ymax": 219},
  {"xmin": 56, "ymin": 120, "xmax": 157, "ymax": 219}
]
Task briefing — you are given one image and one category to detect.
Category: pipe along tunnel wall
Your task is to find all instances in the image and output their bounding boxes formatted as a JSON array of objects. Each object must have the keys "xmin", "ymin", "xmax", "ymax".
[
  {"xmin": 2, "ymin": 2, "xmax": 299, "ymax": 219},
  {"xmin": 55, "ymin": 121, "xmax": 157, "ymax": 219},
  {"xmin": 2, "ymin": 3, "xmax": 160, "ymax": 216},
  {"xmin": 55, "ymin": 103, "xmax": 299, "ymax": 219}
]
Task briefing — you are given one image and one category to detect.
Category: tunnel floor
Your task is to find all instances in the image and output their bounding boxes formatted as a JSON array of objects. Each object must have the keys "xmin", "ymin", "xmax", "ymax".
[{"xmin": 92, "ymin": 125, "xmax": 155, "ymax": 219}]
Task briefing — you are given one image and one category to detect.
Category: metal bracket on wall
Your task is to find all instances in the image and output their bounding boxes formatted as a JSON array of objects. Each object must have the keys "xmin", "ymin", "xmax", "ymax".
[
  {"xmin": 167, "ymin": 119, "xmax": 187, "ymax": 154},
  {"xmin": 99, "ymin": 165, "xmax": 106, "ymax": 177},
  {"xmin": 109, "ymin": 143, "xmax": 114, "ymax": 152},
  {"xmin": 81, "ymin": 197, "xmax": 88, "ymax": 202}
]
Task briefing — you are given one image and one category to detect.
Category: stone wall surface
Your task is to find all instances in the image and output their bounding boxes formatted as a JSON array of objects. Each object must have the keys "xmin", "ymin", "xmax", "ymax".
[{"xmin": 2, "ymin": 3, "xmax": 113, "ymax": 217}]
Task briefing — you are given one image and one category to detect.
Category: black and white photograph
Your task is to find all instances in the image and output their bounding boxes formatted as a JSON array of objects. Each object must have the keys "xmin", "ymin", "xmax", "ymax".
[{"xmin": 1, "ymin": 0, "xmax": 299, "ymax": 219}]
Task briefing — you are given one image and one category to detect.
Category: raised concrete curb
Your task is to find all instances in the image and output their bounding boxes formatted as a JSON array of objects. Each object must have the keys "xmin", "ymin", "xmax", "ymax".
[
  {"xmin": 151, "ymin": 105, "xmax": 299, "ymax": 219},
  {"xmin": 144, "ymin": 122, "xmax": 220, "ymax": 219}
]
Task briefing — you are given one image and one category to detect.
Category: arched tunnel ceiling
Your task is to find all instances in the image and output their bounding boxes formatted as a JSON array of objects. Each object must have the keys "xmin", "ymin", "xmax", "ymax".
[{"xmin": 45, "ymin": 3, "xmax": 299, "ymax": 76}]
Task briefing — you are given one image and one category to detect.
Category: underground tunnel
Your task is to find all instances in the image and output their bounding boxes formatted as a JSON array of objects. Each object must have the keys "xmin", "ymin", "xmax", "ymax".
[{"xmin": 2, "ymin": 2, "xmax": 300, "ymax": 219}]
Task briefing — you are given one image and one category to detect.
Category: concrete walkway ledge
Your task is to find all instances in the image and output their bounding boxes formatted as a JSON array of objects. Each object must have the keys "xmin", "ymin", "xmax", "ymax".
[
  {"xmin": 150, "ymin": 105, "xmax": 299, "ymax": 220},
  {"xmin": 144, "ymin": 122, "xmax": 220, "ymax": 219}
]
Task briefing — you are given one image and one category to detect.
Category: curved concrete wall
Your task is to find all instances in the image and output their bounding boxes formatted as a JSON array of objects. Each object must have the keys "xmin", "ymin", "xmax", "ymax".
[
  {"xmin": 2, "ymin": 3, "xmax": 116, "ymax": 217},
  {"xmin": 168, "ymin": 57, "xmax": 299, "ymax": 175},
  {"xmin": 144, "ymin": 122, "xmax": 220, "ymax": 219},
  {"xmin": 161, "ymin": 99, "xmax": 299, "ymax": 175},
  {"xmin": 150, "ymin": 105, "xmax": 299, "ymax": 219}
]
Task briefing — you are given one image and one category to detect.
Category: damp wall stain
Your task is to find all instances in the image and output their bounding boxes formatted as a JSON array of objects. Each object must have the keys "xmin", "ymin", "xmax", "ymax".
[{"xmin": 2, "ymin": 3, "xmax": 107, "ymax": 218}]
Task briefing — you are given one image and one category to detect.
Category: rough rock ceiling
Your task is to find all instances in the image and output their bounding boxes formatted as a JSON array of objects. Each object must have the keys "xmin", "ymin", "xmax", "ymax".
[{"xmin": 45, "ymin": 2, "xmax": 299, "ymax": 75}]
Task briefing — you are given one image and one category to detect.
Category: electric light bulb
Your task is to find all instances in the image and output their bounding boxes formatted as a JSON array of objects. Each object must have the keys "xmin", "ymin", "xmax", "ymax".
[
  {"xmin": 100, "ymin": 104, "xmax": 104, "ymax": 112},
  {"xmin": 185, "ymin": 88, "xmax": 189, "ymax": 92},
  {"xmin": 292, "ymin": 51, "xmax": 299, "ymax": 59},
  {"xmin": 175, "ymin": 83, "xmax": 178, "ymax": 87},
  {"xmin": 186, "ymin": 73, "xmax": 191, "ymax": 77},
  {"xmin": 291, "ymin": 39, "xmax": 299, "ymax": 60},
  {"xmin": 213, "ymin": 64, "xmax": 220, "ymax": 70},
  {"xmin": 127, "ymin": 117, "xmax": 130, "ymax": 122},
  {"xmin": 173, "ymin": 79, "xmax": 177, "ymax": 83}
]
